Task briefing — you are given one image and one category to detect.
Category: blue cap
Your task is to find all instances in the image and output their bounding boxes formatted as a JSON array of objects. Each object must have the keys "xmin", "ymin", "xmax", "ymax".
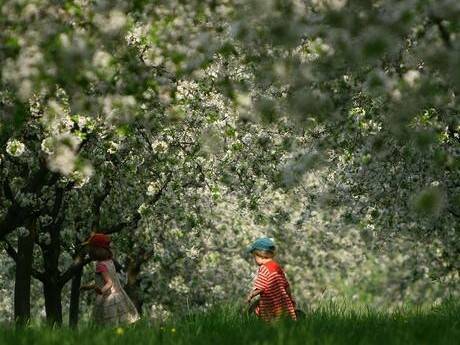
[{"xmin": 247, "ymin": 237, "xmax": 275, "ymax": 254}]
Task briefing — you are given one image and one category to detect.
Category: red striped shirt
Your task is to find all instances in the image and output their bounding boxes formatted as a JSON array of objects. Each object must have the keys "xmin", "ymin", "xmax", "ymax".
[{"xmin": 252, "ymin": 261, "xmax": 296, "ymax": 321}]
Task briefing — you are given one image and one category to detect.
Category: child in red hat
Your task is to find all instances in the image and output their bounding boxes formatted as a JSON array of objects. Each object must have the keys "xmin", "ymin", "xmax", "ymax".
[{"xmin": 81, "ymin": 233, "xmax": 139, "ymax": 325}]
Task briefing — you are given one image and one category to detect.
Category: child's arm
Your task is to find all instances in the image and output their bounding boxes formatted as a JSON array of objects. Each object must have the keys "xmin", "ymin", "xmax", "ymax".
[
  {"xmin": 247, "ymin": 267, "xmax": 269, "ymax": 303},
  {"xmin": 99, "ymin": 271, "xmax": 113, "ymax": 295},
  {"xmin": 80, "ymin": 283, "xmax": 96, "ymax": 291},
  {"xmin": 80, "ymin": 284, "xmax": 103, "ymax": 294},
  {"xmin": 246, "ymin": 288, "xmax": 262, "ymax": 304}
]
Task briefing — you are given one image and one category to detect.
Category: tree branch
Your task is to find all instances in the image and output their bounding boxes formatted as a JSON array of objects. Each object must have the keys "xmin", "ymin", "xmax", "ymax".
[
  {"xmin": 92, "ymin": 183, "xmax": 113, "ymax": 229},
  {"xmin": 1, "ymin": 239, "xmax": 46, "ymax": 282},
  {"xmin": 2, "ymin": 239, "xmax": 18, "ymax": 261},
  {"xmin": 141, "ymin": 249, "xmax": 155, "ymax": 264},
  {"xmin": 3, "ymin": 180, "xmax": 17, "ymax": 205},
  {"xmin": 59, "ymin": 256, "xmax": 92, "ymax": 287},
  {"xmin": 104, "ymin": 212, "xmax": 142, "ymax": 235},
  {"xmin": 0, "ymin": 206, "xmax": 26, "ymax": 241}
]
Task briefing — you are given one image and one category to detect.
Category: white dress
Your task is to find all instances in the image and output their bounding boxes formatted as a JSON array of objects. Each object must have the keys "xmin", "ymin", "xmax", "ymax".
[{"xmin": 93, "ymin": 260, "xmax": 140, "ymax": 325}]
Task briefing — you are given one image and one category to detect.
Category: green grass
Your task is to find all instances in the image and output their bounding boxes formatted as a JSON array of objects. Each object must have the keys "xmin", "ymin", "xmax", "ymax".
[{"xmin": 1, "ymin": 301, "xmax": 459, "ymax": 345}]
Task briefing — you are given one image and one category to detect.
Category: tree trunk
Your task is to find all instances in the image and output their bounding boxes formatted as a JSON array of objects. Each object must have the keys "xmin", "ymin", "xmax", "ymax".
[
  {"xmin": 125, "ymin": 257, "xmax": 143, "ymax": 314},
  {"xmin": 69, "ymin": 265, "xmax": 83, "ymax": 328},
  {"xmin": 43, "ymin": 278, "xmax": 63, "ymax": 326},
  {"xmin": 42, "ymin": 228, "xmax": 63, "ymax": 326},
  {"xmin": 14, "ymin": 228, "xmax": 34, "ymax": 325}
]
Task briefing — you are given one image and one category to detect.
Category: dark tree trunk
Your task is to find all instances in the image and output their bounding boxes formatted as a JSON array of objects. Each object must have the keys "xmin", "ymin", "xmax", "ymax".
[
  {"xmin": 42, "ymin": 227, "xmax": 63, "ymax": 326},
  {"xmin": 14, "ymin": 228, "xmax": 35, "ymax": 325},
  {"xmin": 125, "ymin": 257, "xmax": 143, "ymax": 314},
  {"xmin": 0, "ymin": 199, "xmax": 27, "ymax": 242},
  {"xmin": 43, "ymin": 278, "xmax": 63, "ymax": 326},
  {"xmin": 69, "ymin": 265, "xmax": 83, "ymax": 328}
]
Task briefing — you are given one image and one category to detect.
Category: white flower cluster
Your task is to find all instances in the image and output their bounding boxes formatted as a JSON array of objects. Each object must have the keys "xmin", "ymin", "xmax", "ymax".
[
  {"xmin": 41, "ymin": 99, "xmax": 73, "ymax": 135},
  {"xmin": 16, "ymin": 226, "xmax": 30, "ymax": 238},
  {"xmin": 70, "ymin": 163, "xmax": 95, "ymax": 188},
  {"xmin": 49, "ymin": 145, "xmax": 77, "ymax": 175},
  {"xmin": 38, "ymin": 232, "xmax": 51, "ymax": 246},
  {"xmin": 102, "ymin": 95, "xmax": 137, "ymax": 124},
  {"xmin": 312, "ymin": 0, "xmax": 348, "ymax": 11},
  {"xmin": 151, "ymin": 140, "xmax": 169, "ymax": 154},
  {"xmin": 176, "ymin": 80, "xmax": 199, "ymax": 101},
  {"xmin": 146, "ymin": 181, "xmax": 161, "ymax": 196},
  {"xmin": 2, "ymin": 45, "xmax": 44, "ymax": 101},
  {"xmin": 149, "ymin": 303, "xmax": 172, "ymax": 323},
  {"xmin": 94, "ymin": 10, "xmax": 127, "ymax": 35},
  {"xmin": 168, "ymin": 275, "xmax": 190, "ymax": 294},
  {"xmin": 403, "ymin": 70, "xmax": 421, "ymax": 88},
  {"xmin": 92, "ymin": 50, "xmax": 115, "ymax": 79},
  {"xmin": 46, "ymin": 134, "xmax": 81, "ymax": 176},
  {"xmin": 6, "ymin": 139, "xmax": 26, "ymax": 157}
]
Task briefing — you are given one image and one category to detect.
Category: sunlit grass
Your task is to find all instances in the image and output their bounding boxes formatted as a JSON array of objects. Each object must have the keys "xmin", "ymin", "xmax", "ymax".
[{"xmin": 1, "ymin": 301, "xmax": 459, "ymax": 345}]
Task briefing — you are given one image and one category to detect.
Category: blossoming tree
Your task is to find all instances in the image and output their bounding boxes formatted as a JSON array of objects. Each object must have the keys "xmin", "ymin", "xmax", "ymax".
[{"xmin": 1, "ymin": 0, "xmax": 459, "ymax": 326}]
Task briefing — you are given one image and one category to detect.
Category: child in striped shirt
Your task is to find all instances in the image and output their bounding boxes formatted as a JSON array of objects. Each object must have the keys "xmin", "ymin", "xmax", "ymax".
[{"xmin": 246, "ymin": 237, "xmax": 297, "ymax": 321}]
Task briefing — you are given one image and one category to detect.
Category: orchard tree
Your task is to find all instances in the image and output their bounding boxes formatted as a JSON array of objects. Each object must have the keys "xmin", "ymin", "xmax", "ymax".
[{"xmin": 1, "ymin": 0, "xmax": 459, "ymax": 325}]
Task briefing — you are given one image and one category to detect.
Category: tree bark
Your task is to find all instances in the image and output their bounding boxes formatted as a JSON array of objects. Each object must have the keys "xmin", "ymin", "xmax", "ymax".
[
  {"xmin": 69, "ymin": 265, "xmax": 83, "ymax": 328},
  {"xmin": 125, "ymin": 257, "xmax": 143, "ymax": 314},
  {"xmin": 14, "ymin": 227, "xmax": 35, "ymax": 325},
  {"xmin": 42, "ymin": 227, "xmax": 63, "ymax": 326},
  {"xmin": 43, "ymin": 277, "xmax": 63, "ymax": 326}
]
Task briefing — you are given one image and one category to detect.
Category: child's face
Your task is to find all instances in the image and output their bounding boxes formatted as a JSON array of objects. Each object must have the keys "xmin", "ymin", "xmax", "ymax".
[{"xmin": 253, "ymin": 254, "xmax": 270, "ymax": 266}]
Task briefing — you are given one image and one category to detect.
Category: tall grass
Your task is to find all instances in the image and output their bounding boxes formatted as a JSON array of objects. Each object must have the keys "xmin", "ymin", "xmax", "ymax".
[{"xmin": 1, "ymin": 301, "xmax": 459, "ymax": 345}]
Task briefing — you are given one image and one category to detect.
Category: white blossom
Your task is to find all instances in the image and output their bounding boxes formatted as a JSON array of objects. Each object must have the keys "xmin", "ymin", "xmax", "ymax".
[
  {"xmin": 47, "ymin": 145, "xmax": 77, "ymax": 176},
  {"xmin": 146, "ymin": 181, "xmax": 160, "ymax": 196},
  {"xmin": 41, "ymin": 137, "xmax": 54, "ymax": 155},
  {"xmin": 6, "ymin": 139, "xmax": 26, "ymax": 157},
  {"xmin": 312, "ymin": 0, "xmax": 348, "ymax": 11},
  {"xmin": 168, "ymin": 276, "xmax": 189, "ymax": 294},
  {"xmin": 92, "ymin": 50, "xmax": 113, "ymax": 69},
  {"xmin": 17, "ymin": 227, "xmax": 30, "ymax": 238},
  {"xmin": 95, "ymin": 10, "xmax": 127, "ymax": 35},
  {"xmin": 403, "ymin": 70, "xmax": 421, "ymax": 88},
  {"xmin": 39, "ymin": 232, "xmax": 51, "ymax": 246},
  {"xmin": 151, "ymin": 140, "xmax": 169, "ymax": 154},
  {"xmin": 149, "ymin": 304, "xmax": 172, "ymax": 322}
]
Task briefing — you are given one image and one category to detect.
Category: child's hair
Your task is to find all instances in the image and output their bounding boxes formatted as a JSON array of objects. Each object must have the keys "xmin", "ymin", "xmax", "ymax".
[
  {"xmin": 252, "ymin": 249, "xmax": 275, "ymax": 259},
  {"xmin": 88, "ymin": 246, "xmax": 113, "ymax": 261}
]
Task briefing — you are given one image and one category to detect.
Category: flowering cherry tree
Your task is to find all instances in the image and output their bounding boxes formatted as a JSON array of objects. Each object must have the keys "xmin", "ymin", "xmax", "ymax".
[{"xmin": 1, "ymin": 0, "xmax": 459, "ymax": 325}]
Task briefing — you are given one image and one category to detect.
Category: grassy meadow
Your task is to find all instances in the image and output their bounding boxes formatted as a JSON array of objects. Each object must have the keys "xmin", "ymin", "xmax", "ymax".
[{"xmin": 1, "ymin": 301, "xmax": 459, "ymax": 345}]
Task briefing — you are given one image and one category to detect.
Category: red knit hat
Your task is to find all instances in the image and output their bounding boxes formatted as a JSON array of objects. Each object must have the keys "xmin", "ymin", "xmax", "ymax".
[{"xmin": 83, "ymin": 233, "xmax": 111, "ymax": 249}]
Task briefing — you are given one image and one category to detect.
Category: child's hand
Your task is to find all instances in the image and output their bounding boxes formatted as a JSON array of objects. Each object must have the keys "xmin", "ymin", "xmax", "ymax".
[{"xmin": 246, "ymin": 289, "xmax": 261, "ymax": 304}]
